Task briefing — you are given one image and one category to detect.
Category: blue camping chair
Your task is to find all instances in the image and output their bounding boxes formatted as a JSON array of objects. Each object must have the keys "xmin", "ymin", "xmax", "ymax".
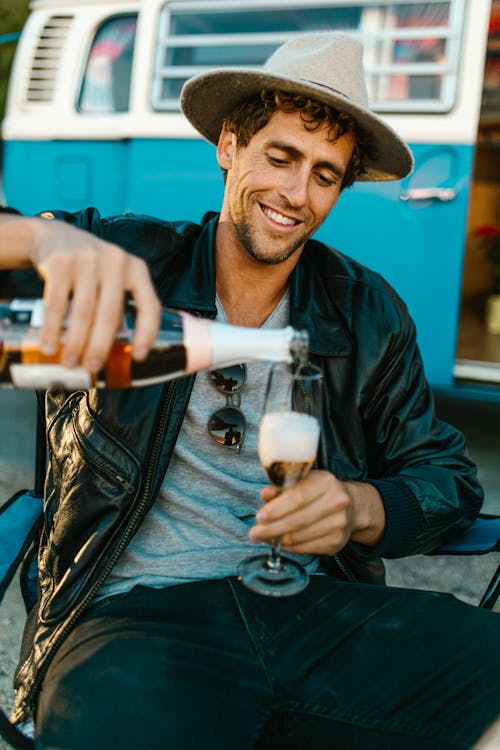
[{"xmin": 0, "ymin": 404, "xmax": 499, "ymax": 750}]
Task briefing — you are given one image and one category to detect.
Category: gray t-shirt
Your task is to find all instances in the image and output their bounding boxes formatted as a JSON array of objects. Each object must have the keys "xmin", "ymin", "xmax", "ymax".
[{"xmin": 97, "ymin": 293, "xmax": 320, "ymax": 599}]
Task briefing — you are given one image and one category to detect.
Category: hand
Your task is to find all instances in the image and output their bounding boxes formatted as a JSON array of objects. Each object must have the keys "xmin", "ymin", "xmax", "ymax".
[
  {"xmin": 249, "ymin": 470, "xmax": 385, "ymax": 555},
  {"xmin": 12, "ymin": 216, "xmax": 161, "ymax": 372}
]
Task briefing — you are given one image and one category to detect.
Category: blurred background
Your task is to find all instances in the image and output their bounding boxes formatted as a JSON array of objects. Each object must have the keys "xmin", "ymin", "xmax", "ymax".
[{"xmin": 0, "ymin": 1, "xmax": 30, "ymax": 153}]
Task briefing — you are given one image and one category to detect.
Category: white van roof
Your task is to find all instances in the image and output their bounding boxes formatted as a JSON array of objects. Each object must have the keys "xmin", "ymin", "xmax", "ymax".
[{"xmin": 30, "ymin": 0, "xmax": 142, "ymax": 8}]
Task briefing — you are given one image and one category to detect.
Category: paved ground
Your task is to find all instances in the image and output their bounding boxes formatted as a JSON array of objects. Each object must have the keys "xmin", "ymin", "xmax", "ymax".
[{"xmin": 0, "ymin": 390, "xmax": 499, "ymax": 747}]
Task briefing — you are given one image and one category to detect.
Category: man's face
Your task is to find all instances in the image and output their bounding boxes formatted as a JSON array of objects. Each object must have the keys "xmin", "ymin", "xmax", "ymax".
[{"xmin": 217, "ymin": 109, "xmax": 355, "ymax": 265}]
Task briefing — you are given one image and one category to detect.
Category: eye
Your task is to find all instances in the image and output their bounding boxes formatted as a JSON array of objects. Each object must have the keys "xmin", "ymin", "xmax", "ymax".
[
  {"xmin": 315, "ymin": 172, "xmax": 338, "ymax": 187},
  {"xmin": 268, "ymin": 155, "xmax": 288, "ymax": 166}
]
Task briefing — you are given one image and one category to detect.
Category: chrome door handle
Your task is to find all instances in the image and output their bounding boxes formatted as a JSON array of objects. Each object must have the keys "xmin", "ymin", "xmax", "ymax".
[{"xmin": 400, "ymin": 188, "xmax": 456, "ymax": 202}]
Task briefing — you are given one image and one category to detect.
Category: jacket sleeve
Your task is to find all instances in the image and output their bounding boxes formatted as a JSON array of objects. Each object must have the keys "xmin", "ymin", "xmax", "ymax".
[{"xmin": 358, "ymin": 300, "xmax": 483, "ymax": 559}]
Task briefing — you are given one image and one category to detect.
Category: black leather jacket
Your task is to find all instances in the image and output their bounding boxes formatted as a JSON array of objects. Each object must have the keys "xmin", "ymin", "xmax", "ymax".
[{"xmin": 4, "ymin": 210, "xmax": 482, "ymax": 724}]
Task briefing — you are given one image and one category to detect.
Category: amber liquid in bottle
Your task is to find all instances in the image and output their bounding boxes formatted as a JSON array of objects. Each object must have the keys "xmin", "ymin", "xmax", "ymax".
[{"xmin": 1, "ymin": 329, "xmax": 187, "ymax": 390}]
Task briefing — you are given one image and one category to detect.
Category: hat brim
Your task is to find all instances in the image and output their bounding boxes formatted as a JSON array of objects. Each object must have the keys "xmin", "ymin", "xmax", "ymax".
[{"xmin": 181, "ymin": 69, "xmax": 414, "ymax": 182}]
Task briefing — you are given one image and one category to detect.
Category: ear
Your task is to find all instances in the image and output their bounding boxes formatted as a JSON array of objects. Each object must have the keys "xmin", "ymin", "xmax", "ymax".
[{"xmin": 216, "ymin": 129, "xmax": 236, "ymax": 170}]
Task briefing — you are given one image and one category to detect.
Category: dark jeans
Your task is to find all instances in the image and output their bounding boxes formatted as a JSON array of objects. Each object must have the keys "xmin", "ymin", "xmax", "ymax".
[{"xmin": 36, "ymin": 577, "xmax": 500, "ymax": 750}]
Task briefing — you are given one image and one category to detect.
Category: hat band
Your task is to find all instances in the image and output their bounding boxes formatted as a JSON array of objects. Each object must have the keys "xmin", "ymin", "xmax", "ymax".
[{"xmin": 298, "ymin": 78, "xmax": 354, "ymax": 103}]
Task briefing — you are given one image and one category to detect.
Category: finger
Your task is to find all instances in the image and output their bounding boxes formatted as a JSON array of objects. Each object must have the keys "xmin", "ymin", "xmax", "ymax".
[
  {"xmin": 257, "ymin": 473, "xmax": 346, "ymax": 524},
  {"xmin": 248, "ymin": 513, "xmax": 346, "ymax": 556},
  {"xmin": 281, "ymin": 532, "xmax": 344, "ymax": 556},
  {"xmin": 82, "ymin": 256, "xmax": 127, "ymax": 372},
  {"xmin": 254, "ymin": 504, "xmax": 315, "ymax": 538},
  {"xmin": 40, "ymin": 260, "xmax": 74, "ymax": 356},
  {"xmin": 60, "ymin": 259, "xmax": 100, "ymax": 367},
  {"xmin": 280, "ymin": 514, "xmax": 346, "ymax": 550},
  {"xmin": 260, "ymin": 486, "xmax": 279, "ymax": 503},
  {"xmin": 125, "ymin": 257, "xmax": 161, "ymax": 360},
  {"xmin": 253, "ymin": 490, "xmax": 348, "ymax": 542},
  {"xmin": 256, "ymin": 482, "xmax": 317, "ymax": 523},
  {"xmin": 251, "ymin": 508, "xmax": 316, "ymax": 542}
]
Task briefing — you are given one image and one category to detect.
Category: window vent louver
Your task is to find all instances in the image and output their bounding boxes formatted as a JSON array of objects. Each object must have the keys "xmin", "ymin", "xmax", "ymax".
[{"xmin": 25, "ymin": 15, "xmax": 73, "ymax": 103}]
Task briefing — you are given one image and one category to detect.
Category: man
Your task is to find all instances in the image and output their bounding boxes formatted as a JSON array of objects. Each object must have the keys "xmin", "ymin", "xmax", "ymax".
[{"xmin": 0, "ymin": 34, "xmax": 499, "ymax": 749}]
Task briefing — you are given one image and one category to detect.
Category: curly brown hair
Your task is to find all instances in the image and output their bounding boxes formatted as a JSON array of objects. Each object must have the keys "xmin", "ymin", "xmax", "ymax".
[{"xmin": 221, "ymin": 90, "xmax": 376, "ymax": 188}]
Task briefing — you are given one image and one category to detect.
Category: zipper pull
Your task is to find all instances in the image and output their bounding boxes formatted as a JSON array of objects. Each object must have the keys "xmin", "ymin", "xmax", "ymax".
[{"xmin": 115, "ymin": 474, "xmax": 135, "ymax": 494}]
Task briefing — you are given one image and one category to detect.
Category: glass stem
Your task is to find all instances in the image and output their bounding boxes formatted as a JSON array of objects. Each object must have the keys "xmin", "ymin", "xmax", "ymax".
[
  {"xmin": 267, "ymin": 536, "xmax": 283, "ymax": 570},
  {"xmin": 266, "ymin": 486, "xmax": 285, "ymax": 571}
]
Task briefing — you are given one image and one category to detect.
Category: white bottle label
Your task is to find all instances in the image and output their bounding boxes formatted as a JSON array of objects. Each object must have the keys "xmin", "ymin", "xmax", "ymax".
[{"xmin": 10, "ymin": 364, "xmax": 92, "ymax": 390}]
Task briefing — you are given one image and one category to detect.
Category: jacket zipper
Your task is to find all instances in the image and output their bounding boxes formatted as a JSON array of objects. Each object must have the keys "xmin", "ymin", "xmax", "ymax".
[
  {"xmin": 332, "ymin": 552, "xmax": 358, "ymax": 582},
  {"xmin": 18, "ymin": 380, "xmax": 178, "ymax": 717}
]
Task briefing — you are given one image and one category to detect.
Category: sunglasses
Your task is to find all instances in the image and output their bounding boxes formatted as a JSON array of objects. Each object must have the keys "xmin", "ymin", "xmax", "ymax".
[{"xmin": 207, "ymin": 364, "xmax": 247, "ymax": 453}]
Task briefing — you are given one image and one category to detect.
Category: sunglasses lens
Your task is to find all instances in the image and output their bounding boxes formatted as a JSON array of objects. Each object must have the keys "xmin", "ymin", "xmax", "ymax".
[
  {"xmin": 208, "ymin": 364, "xmax": 246, "ymax": 393},
  {"xmin": 208, "ymin": 407, "xmax": 246, "ymax": 451}
]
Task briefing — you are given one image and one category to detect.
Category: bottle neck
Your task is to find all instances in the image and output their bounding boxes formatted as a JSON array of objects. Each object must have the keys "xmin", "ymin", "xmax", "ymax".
[
  {"xmin": 289, "ymin": 330, "xmax": 309, "ymax": 365},
  {"xmin": 209, "ymin": 321, "xmax": 296, "ymax": 368}
]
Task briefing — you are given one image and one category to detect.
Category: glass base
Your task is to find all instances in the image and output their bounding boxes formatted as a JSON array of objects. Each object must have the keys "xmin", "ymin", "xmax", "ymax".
[{"xmin": 238, "ymin": 553, "xmax": 309, "ymax": 597}]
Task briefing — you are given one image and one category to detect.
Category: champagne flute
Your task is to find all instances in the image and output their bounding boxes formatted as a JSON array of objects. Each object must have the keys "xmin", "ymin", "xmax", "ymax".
[{"xmin": 238, "ymin": 362, "xmax": 323, "ymax": 597}]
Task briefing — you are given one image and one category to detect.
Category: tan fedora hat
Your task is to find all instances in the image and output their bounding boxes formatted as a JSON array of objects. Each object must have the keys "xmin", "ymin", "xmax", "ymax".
[{"xmin": 181, "ymin": 33, "xmax": 414, "ymax": 182}]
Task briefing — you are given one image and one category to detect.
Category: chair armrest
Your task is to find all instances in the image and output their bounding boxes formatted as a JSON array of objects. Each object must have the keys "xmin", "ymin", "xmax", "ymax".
[
  {"xmin": 430, "ymin": 514, "xmax": 500, "ymax": 555},
  {"xmin": 0, "ymin": 491, "xmax": 43, "ymax": 601}
]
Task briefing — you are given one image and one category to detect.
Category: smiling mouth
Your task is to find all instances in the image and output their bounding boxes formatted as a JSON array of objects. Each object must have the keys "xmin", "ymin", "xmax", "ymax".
[{"xmin": 261, "ymin": 204, "xmax": 300, "ymax": 228}]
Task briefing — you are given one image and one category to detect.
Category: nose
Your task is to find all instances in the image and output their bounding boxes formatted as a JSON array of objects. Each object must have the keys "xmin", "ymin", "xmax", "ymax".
[{"xmin": 278, "ymin": 167, "xmax": 309, "ymax": 208}]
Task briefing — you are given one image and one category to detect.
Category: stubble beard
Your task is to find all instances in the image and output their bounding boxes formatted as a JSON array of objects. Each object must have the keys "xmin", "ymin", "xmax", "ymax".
[{"xmin": 234, "ymin": 218, "xmax": 312, "ymax": 266}]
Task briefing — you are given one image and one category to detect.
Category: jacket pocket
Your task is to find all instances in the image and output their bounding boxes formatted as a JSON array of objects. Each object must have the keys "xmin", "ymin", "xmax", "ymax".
[{"xmin": 40, "ymin": 392, "xmax": 142, "ymax": 624}]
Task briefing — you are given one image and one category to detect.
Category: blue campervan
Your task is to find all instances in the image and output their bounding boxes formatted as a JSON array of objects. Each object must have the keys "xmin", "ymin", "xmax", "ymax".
[{"xmin": 2, "ymin": 0, "xmax": 500, "ymax": 398}]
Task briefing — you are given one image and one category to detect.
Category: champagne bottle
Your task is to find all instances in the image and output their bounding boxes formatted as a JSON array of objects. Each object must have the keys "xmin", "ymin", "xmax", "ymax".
[{"xmin": 0, "ymin": 299, "xmax": 309, "ymax": 390}]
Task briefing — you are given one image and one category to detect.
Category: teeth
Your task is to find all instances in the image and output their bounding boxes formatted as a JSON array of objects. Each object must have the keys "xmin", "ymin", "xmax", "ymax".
[{"xmin": 263, "ymin": 207, "xmax": 296, "ymax": 226}]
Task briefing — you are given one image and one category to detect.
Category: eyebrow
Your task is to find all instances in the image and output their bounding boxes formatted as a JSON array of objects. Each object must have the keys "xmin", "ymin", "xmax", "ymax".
[{"xmin": 267, "ymin": 140, "xmax": 346, "ymax": 180}]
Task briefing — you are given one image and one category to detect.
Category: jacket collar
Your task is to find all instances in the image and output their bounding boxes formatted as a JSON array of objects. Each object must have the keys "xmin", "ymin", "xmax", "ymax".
[
  {"xmin": 156, "ymin": 213, "xmax": 218, "ymax": 317},
  {"xmin": 163, "ymin": 212, "xmax": 351, "ymax": 358},
  {"xmin": 288, "ymin": 253, "xmax": 352, "ymax": 357}
]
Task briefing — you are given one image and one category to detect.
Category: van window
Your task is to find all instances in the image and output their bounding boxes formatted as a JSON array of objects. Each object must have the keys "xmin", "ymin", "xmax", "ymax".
[
  {"xmin": 152, "ymin": 0, "xmax": 465, "ymax": 114},
  {"xmin": 78, "ymin": 14, "xmax": 137, "ymax": 113}
]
